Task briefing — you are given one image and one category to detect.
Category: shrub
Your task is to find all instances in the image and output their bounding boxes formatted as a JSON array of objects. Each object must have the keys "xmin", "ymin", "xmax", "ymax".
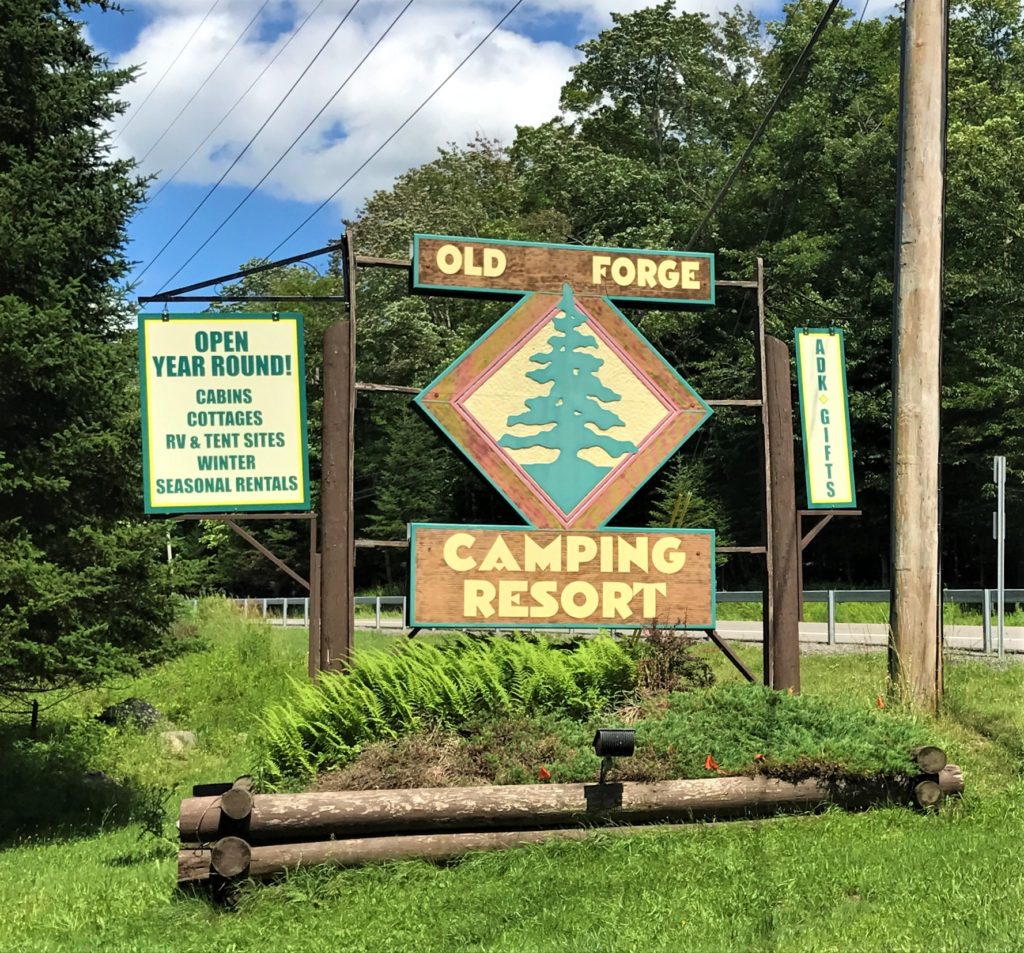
[
  {"xmin": 624, "ymin": 621, "xmax": 715, "ymax": 695},
  {"xmin": 256, "ymin": 635, "xmax": 636, "ymax": 787}
]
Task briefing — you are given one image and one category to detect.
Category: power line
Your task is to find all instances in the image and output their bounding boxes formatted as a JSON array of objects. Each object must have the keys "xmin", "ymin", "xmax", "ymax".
[
  {"xmin": 158, "ymin": 0, "xmax": 417, "ymax": 291},
  {"xmin": 115, "ymin": 0, "xmax": 222, "ymax": 141},
  {"xmin": 267, "ymin": 0, "xmax": 526, "ymax": 259},
  {"xmin": 139, "ymin": 0, "xmax": 273, "ymax": 165},
  {"xmin": 686, "ymin": 0, "xmax": 842, "ymax": 248},
  {"xmin": 133, "ymin": 0, "xmax": 362, "ymax": 287},
  {"xmin": 149, "ymin": 0, "xmax": 328, "ymax": 204}
]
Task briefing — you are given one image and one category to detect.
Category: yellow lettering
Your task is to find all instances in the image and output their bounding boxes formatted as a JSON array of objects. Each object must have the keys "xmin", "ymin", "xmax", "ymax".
[
  {"xmin": 464, "ymin": 580, "xmax": 495, "ymax": 617},
  {"xmin": 529, "ymin": 581, "xmax": 559, "ymax": 618},
  {"xmin": 565, "ymin": 535, "xmax": 598, "ymax": 571},
  {"xmin": 651, "ymin": 538, "xmax": 686, "ymax": 574},
  {"xmin": 617, "ymin": 536, "xmax": 648, "ymax": 572},
  {"xmin": 479, "ymin": 534, "xmax": 521, "ymax": 572},
  {"xmin": 592, "ymin": 255, "xmax": 611, "ymax": 283},
  {"xmin": 600, "ymin": 535, "xmax": 614, "ymax": 573},
  {"xmin": 657, "ymin": 258, "xmax": 679, "ymax": 289},
  {"xmin": 636, "ymin": 258, "xmax": 657, "ymax": 288},
  {"xmin": 633, "ymin": 582, "xmax": 667, "ymax": 616},
  {"xmin": 679, "ymin": 261, "xmax": 701, "ymax": 290},
  {"xmin": 524, "ymin": 535, "xmax": 561, "ymax": 572},
  {"xmin": 443, "ymin": 532, "xmax": 476, "ymax": 571},
  {"xmin": 436, "ymin": 244, "xmax": 461, "ymax": 275},
  {"xmin": 463, "ymin": 246, "xmax": 483, "ymax": 276},
  {"xmin": 611, "ymin": 257, "xmax": 635, "ymax": 286},
  {"xmin": 483, "ymin": 248, "xmax": 506, "ymax": 277},
  {"xmin": 562, "ymin": 581, "xmax": 599, "ymax": 619},
  {"xmin": 498, "ymin": 580, "xmax": 529, "ymax": 618},
  {"xmin": 602, "ymin": 582, "xmax": 634, "ymax": 619}
]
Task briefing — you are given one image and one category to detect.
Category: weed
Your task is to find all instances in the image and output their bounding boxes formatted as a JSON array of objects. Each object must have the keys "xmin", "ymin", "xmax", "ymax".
[{"xmin": 625, "ymin": 620, "xmax": 715, "ymax": 695}]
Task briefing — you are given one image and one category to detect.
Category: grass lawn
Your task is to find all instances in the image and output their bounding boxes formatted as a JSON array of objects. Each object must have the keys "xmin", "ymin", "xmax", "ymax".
[{"xmin": 2, "ymin": 600, "xmax": 1023, "ymax": 952}]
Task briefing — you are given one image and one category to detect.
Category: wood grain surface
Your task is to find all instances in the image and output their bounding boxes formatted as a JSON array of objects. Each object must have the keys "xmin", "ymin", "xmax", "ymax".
[
  {"xmin": 409, "ymin": 525, "xmax": 714, "ymax": 628},
  {"xmin": 414, "ymin": 235, "xmax": 714, "ymax": 304}
]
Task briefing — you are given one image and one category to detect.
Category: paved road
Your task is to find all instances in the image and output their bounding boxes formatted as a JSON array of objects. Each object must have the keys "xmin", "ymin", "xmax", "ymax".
[{"xmin": 357, "ymin": 616, "xmax": 1024, "ymax": 653}]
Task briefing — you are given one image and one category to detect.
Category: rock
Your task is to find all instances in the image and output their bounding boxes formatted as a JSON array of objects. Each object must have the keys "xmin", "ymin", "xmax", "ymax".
[
  {"xmin": 82, "ymin": 770, "xmax": 120, "ymax": 791},
  {"xmin": 161, "ymin": 730, "xmax": 197, "ymax": 754},
  {"xmin": 97, "ymin": 698, "xmax": 161, "ymax": 731}
]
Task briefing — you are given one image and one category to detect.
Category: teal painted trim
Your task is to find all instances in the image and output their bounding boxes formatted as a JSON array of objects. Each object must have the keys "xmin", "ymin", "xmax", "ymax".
[
  {"xmin": 412, "ymin": 233, "xmax": 716, "ymax": 306},
  {"xmin": 407, "ymin": 524, "xmax": 417, "ymax": 627},
  {"xmin": 412, "ymin": 294, "xmax": 547, "ymax": 527},
  {"xmin": 137, "ymin": 312, "xmax": 311, "ymax": 514},
  {"xmin": 415, "ymin": 293, "xmax": 714, "ymax": 529},
  {"xmin": 710, "ymin": 530, "xmax": 718, "ymax": 629},
  {"xmin": 597, "ymin": 298, "xmax": 714, "ymax": 527},
  {"xmin": 794, "ymin": 327, "xmax": 857, "ymax": 510},
  {"xmin": 407, "ymin": 523, "xmax": 716, "ymax": 631},
  {"xmin": 138, "ymin": 315, "xmax": 154, "ymax": 512}
]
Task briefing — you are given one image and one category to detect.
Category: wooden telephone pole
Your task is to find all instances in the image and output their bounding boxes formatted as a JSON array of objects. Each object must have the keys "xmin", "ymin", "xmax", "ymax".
[{"xmin": 889, "ymin": 0, "xmax": 947, "ymax": 710}]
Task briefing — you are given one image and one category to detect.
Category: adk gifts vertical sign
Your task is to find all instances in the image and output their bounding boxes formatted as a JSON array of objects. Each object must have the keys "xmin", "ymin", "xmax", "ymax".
[
  {"xmin": 138, "ymin": 313, "xmax": 309, "ymax": 513},
  {"xmin": 794, "ymin": 328, "xmax": 856, "ymax": 508}
]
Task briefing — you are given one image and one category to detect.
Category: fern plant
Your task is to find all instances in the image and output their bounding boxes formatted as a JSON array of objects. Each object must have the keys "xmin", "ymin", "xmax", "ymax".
[{"xmin": 255, "ymin": 636, "xmax": 636, "ymax": 788}]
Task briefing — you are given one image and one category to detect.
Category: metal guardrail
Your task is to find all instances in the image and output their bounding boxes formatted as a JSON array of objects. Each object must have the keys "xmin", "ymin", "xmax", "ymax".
[
  {"xmin": 717, "ymin": 588, "xmax": 1024, "ymax": 651},
  {"xmin": 224, "ymin": 589, "xmax": 1022, "ymax": 653},
  {"xmin": 231, "ymin": 595, "xmax": 407, "ymax": 629}
]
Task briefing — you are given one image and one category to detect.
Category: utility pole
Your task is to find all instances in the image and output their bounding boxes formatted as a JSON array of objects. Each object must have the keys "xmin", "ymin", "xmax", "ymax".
[{"xmin": 889, "ymin": 0, "xmax": 948, "ymax": 710}]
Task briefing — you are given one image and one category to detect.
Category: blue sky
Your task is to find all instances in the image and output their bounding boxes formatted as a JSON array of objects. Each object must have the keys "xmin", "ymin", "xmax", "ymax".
[{"xmin": 76, "ymin": 0, "xmax": 845, "ymax": 306}]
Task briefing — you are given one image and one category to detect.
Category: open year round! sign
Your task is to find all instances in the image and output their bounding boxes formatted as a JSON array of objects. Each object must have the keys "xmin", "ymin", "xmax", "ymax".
[{"xmin": 138, "ymin": 313, "xmax": 310, "ymax": 513}]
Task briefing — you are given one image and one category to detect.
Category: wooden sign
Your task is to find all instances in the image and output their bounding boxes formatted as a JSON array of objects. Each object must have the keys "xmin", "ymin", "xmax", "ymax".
[
  {"xmin": 415, "ymin": 283, "xmax": 711, "ymax": 529},
  {"xmin": 409, "ymin": 524, "xmax": 715, "ymax": 630},
  {"xmin": 138, "ymin": 313, "xmax": 309, "ymax": 513},
  {"xmin": 794, "ymin": 328, "xmax": 856, "ymax": 508},
  {"xmin": 413, "ymin": 234, "xmax": 715, "ymax": 306}
]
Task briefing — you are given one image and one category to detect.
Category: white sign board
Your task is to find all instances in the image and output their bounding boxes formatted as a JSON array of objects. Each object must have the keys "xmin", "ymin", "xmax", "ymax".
[
  {"xmin": 138, "ymin": 313, "xmax": 309, "ymax": 513},
  {"xmin": 794, "ymin": 328, "xmax": 856, "ymax": 508}
]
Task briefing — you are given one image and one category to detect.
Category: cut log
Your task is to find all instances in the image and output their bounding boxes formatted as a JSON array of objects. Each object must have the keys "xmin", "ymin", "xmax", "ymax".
[
  {"xmin": 913, "ymin": 779, "xmax": 942, "ymax": 809},
  {"xmin": 180, "ymin": 825, "xmax": 677, "ymax": 884},
  {"xmin": 211, "ymin": 836, "xmax": 251, "ymax": 877},
  {"xmin": 938, "ymin": 763, "xmax": 964, "ymax": 796},
  {"xmin": 911, "ymin": 746, "xmax": 947, "ymax": 774},
  {"xmin": 181, "ymin": 776, "xmax": 848, "ymax": 845},
  {"xmin": 221, "ymin": 785, "xmax": 253, "ymax": 822}
]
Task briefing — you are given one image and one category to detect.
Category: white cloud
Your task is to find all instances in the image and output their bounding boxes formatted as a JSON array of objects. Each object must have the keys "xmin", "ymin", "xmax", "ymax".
[
  {"xmin": 108, "ymin": 0, "xmax": 786, "ymax": 220},
  {"xmin": 109, "ymin": 1, "xmax": 577, "ymax": 214}
]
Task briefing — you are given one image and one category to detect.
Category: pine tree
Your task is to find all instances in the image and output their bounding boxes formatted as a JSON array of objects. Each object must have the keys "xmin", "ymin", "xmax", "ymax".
[
  {"xmin": 499, "ymin": 283, "xmax": 636, "ymax": 512},
  {"xmin": 0, "ymin": 1, "xmax": 177, "ymax": 702}
]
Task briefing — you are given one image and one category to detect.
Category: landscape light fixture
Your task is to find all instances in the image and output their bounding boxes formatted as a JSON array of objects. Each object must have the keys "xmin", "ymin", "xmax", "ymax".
[{"xmin": 593, "ymin": 728, "xmax": 635, "ymax": 784}]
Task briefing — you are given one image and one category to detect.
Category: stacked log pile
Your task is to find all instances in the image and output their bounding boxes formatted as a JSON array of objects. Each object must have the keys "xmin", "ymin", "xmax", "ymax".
[{"xmin": 178, "ymin": 747, "xmax": 964, "ymax": 889}]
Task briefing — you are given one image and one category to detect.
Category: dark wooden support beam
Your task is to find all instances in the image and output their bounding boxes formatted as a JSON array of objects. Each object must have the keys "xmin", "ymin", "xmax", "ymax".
[
  {"xmin": 224, "ymin": 520, "xmax": 309, "ymax": 591},
  {"xmin": 705, "ymin": 630, "xmax": 756, "ymax": 683}
]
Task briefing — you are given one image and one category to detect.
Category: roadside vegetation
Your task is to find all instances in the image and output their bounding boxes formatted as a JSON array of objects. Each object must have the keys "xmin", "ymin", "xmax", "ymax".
[{"xmin": 2, "ymin": 601, "xmax": 1024, "ymax": 952}]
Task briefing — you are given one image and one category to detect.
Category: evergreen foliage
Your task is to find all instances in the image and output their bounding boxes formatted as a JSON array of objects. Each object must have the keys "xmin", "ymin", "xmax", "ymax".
[
  {"xmin": 343, "ymin": 0, "xmax": 1024, "ymax": 588},
  {"xmin": 256, "ymin": 636, "xmax": 637, "ymax": 787},
  {"xmin": 0, "ymin": 1, "xmax": 177, "ymax": 697}
]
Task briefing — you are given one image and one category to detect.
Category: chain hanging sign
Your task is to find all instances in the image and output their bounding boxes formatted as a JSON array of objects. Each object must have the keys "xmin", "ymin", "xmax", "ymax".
[
  {"xmin": 138, "ymin": 313, "xmax": 310, "ymax": 513},
  {"xmin": 794, "ymin": 327, "xmax": 856, "ymax": 508},
  {"xmin": 408, "ymin": 235, "xmax": 717, "ymax": 630}
]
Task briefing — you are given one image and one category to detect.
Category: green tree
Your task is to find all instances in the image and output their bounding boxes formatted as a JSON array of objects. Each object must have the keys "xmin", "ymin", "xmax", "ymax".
[
  {"xmin": 0, "ymin": 1, "xmax": 177, "ymax": 701},
  {"xmin": 511, "ymin": 0, "xmax": 1024, "ymax": 586}
]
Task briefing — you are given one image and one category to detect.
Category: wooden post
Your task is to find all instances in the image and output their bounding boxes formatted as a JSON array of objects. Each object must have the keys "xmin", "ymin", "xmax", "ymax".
[
  {"xmin": 889, "ymin": 0, "xmax": 947, "ymax": 711},
  {"xmin": 755, "ymin": 258, "xmax": 774, "ymax": 686},
  {"xmin": 307, "ymin": 515, "xmax": 320, "ymax": 679},
  {"xmin": 321, "ymin": 318, "xmax": 354, "ymax": 670},
  {"xmin": 764, "ymin": 335, "xmax": 801, "ymax": 693}
]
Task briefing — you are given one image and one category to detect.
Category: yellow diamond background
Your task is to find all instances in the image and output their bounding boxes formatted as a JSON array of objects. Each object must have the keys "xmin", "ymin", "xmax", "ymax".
[{"xmin": 461, "ymin": 317, "xmax": 670, "ymax": 471}]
